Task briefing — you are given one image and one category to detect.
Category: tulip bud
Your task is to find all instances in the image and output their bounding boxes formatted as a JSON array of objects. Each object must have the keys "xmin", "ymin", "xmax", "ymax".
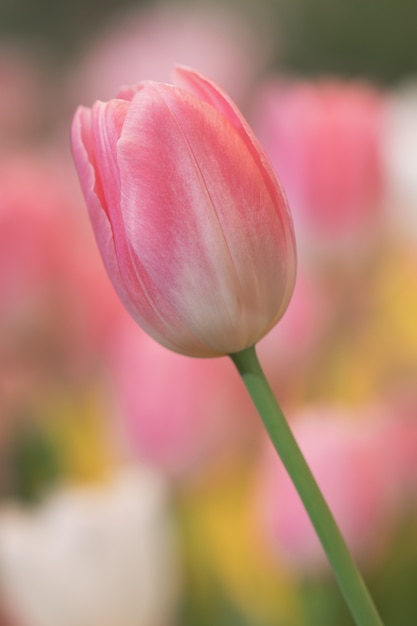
[{"xmin": 71, "ymin": 66, "xmax": 296, "ymax": 357}]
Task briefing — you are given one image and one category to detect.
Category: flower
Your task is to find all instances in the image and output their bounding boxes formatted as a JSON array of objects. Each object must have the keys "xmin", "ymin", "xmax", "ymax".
[
  {"xmin": 382, "ymin": 83, "xmax": 417, "ymax": 241},
  {"xmin": 256, "ymin": 267, "xmax": 332, "ymax": 396},
  {"xmin": 0, "ymin": 149, "xmax": 124, "ymax": 407},
  {"xmin": 254, "ymin": 408, "xmax": 389, "ymax": 573},
  {"xmin": 71, "ymin": 66, "xmax": 296, "ymax": 358},
  {"xmin": 0, "ymin": 467, "xmax": 179, "ymax": 626},
  {"xmin": 109, "ymin": 317, "xmax": 257, "ymax": 478},
  {"xmin": 252, "ymin": 78, "xmax": 385, "ymax": 255},
  {"xmin": 67, "ymin": 4, "xmax": 268, "ymax": 108}
]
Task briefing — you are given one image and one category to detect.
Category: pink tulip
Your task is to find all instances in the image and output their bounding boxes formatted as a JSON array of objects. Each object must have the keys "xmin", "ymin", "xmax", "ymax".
[
  {"xmin": 109, "ymin": 317, "xmax": 257, "ymax": 478},
  {"xmin": 252, "ymin": 78, "xmax": 385, "ymax": 252},
  {"xmin": 68, "ymin": 5, "xmax": 268, "ymax": 109},
  {"xmin": 71, "ymin": 67, "xmax": 296, "ymax": 358},
  {"xmin": 0, "ymin": 152, "xmax": 71, "ymax": 310},
  {"xmin": 0, "ymin": 150, "xmax": 124, "ymax": 410},
  {"xmin": 255, "ymin": 408, "xmax": 389, "ymax": 573},
  {"xmin": 256, "ymin": 268, "xmax": 332, "ymax": 395}
]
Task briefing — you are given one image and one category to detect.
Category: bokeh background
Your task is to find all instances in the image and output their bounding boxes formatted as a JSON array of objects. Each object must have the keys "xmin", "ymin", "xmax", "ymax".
[{"xmin": 1, "ymin": 1, "xmax": 417, "ymax": 625}]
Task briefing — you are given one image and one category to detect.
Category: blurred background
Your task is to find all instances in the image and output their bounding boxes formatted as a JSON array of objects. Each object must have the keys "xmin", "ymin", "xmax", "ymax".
[{"xmin": 1, "ymin": 0, "xmax": 417, "ymax": 624}]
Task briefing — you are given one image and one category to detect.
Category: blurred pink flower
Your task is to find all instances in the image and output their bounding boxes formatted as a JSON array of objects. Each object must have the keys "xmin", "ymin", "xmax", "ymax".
[
  {"xmin": 0, "ymin": 150, "xmax": 124, "ymax": 412},
  {"xmin": 68, "ymin": 4, "xmax": 268, "ymax": 109},
  {"xmin": 0, "ymin": 152, "xmax": 75, "ymax": 311},
  {"xmin": 255, "ymin": 408, "xmax": 389, "ymax": 573},
  {"xmin": 252, "ymin": 78, "xmax": 386, "ymax": 256},
  {"xmin": 256, "ymin": 269, "xmax": 332, "ymax": 394},
  {"xmin": 108, "ymin": 317, "xmax": 257, "ymax": 479}
]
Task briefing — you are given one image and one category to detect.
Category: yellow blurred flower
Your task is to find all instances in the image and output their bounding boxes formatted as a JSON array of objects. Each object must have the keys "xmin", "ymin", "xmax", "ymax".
[{"xmin": 177, "ymin": 456, "xmax": 301, "ymax": 625}]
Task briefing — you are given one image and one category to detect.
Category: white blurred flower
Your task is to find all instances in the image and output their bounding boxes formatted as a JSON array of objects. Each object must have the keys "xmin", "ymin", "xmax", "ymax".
[
  {"xmin": 0, "ymin": 467, "xmax": 179, "ymax": 626},
  {"xmin": 382, "ymin": 82, "xmax": 417, "ymax": 238}
]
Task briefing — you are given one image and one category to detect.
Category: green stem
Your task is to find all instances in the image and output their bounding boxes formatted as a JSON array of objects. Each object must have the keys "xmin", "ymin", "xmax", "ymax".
[{"xmin": 229, "ymin": 345, "xmax": 384, "ymax": 626}]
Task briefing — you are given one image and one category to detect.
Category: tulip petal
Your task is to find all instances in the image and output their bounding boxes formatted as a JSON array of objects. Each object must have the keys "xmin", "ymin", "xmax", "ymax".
[
  {"xmin": 117, "ymin": 82, "xmax": 296, "ymax": 354},
  {"xmin": 72, "ymin": 104, "xmax": 176, "ymax": 353},
  {"xmin": 173, "ymin": 66, "xmax": 294, "ymax": 230},
  {"xmin": 71, "ymin": 106, "xmax": 127, "ymax": 303},
  {"xmin": 116, "ymin": 83, "xmax": 143, "ymax": 102},
  {"xmin": 81, "ymin": 100, "xmax": 210, "ymax": 355},
  {"xmin": 72, "ymin": 68, "xmax": 297, "ymax": 357}
]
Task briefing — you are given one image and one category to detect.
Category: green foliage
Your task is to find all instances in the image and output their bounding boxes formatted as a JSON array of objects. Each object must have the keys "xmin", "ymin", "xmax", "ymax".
[
  {"xmin": 6, "ymin": 421, "xmax": 62, "ymax": 504},
  {"xmin": 270, "ymin": 0, "xmax": 417, "ymax": 83},
  {"xmin": 1, "ymin": 0, "xmax": 416, "ymax": 82}
]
